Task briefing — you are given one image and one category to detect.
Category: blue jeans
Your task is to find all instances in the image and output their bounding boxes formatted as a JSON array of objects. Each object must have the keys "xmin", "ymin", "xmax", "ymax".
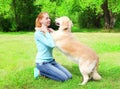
[{"xmin": 36, "ymin": 60, "xmax": 72, "ymax": 82}]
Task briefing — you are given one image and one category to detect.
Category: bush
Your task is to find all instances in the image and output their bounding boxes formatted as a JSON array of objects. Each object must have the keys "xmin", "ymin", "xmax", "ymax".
[
  {"xmin": 0, "ymin": 17, "xmax": 11, "ymax": 32},
  {"xmin": 78, "ymin": 8, "xmax": 102, "ymax": 28}
]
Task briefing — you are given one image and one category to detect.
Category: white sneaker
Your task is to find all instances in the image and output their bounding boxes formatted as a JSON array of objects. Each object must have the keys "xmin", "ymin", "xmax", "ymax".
[{"xmin": 34, "ymin": 67, "xmax": 40, "ymax": 79}]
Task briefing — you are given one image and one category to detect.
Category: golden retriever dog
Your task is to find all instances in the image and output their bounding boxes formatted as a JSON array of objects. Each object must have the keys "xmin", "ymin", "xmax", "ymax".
[{"xmin": 51, "ymin": 16, "xmax": 102, "ymax": 85}]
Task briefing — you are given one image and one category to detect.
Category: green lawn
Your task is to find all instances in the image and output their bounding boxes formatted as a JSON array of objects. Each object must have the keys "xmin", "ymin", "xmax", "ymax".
[{"xmin": 0, "ymin": 32, "xmax": 120, "ymax": 89}]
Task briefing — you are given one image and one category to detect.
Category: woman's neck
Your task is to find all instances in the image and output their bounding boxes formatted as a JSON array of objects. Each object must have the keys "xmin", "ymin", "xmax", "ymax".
[
  {"xmin": 35, "ymin": 26, "xmax": 49, "ymax": 33},
  {"xmin": 35, "ymin": 26, "xmax": 48, "ymax": 30},
  {"xmin": 41, "ymin": 25, "xmax": 48, "ymax": 30}
]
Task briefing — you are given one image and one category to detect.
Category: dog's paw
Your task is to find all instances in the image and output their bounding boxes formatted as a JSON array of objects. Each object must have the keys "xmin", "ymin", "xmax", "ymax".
[{"xmin": 78, "ymin": 83, "xmax": 86, "ymax": 86}]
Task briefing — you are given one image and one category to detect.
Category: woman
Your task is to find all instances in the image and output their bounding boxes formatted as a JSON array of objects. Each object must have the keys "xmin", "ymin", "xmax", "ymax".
[{"xmin": 34, "ymin": 12, "xmax": 72, "ymax": 82}]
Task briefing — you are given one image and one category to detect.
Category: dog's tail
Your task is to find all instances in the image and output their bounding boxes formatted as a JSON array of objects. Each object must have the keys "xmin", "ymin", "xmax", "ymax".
[{"xmin": 92, "ymin": 60, "xmax": 102, "ymax": 80}]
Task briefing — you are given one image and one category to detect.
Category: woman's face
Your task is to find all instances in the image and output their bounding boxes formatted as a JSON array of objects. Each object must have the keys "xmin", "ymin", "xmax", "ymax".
[{"xmin": 40, "ymin": 13, "xmax": 51, "ymax": 27}]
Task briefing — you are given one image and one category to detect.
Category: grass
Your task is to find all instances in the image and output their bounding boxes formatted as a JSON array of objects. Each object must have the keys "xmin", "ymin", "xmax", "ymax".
[{"xmin": 0, "ymin": 32, "xmax": 120, "ymax": 89}]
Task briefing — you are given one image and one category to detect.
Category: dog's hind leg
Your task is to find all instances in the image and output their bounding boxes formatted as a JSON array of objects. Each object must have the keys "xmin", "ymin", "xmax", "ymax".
[
  {"xmin": 91, "ymin": 67, "xmax": 102, "ymax": 80},
  {"xmin": 91, "ymin": 60, "xmax": 102, "ymax": 80},
  {"xmin": 78, "ymin": 65, "xmax": 90, "ymax": 85}
]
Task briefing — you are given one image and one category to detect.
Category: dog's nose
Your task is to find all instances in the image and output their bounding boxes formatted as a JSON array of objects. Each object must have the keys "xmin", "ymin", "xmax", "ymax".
[{"xmin": 55, "ymin": 22, "xmax": 60, "ymax": 26}]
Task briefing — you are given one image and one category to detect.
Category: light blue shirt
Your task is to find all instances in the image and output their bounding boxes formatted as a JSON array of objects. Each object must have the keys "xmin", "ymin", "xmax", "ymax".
[{"xmin": 34, "ymin": 30, "xmax": 55, "ymax": 63}]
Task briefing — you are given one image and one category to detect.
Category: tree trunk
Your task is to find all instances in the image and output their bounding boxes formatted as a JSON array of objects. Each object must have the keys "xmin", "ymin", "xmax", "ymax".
[
  {"xmin": 12, "ymin": 0, "xmax": 18, "ymax": 30},
  {"xmin": 101, "ymin": 0, "xmax": 116, "ymax": 29},
  {"xmin": 109, "ymin": 11, "xmax": 116, "ymax": 29}
]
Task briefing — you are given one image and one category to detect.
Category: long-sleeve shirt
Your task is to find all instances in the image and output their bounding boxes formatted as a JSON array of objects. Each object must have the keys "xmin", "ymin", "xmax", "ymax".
[{"xmin": 34, "ymin": 29, "xmax": 55, "ymax": 64}]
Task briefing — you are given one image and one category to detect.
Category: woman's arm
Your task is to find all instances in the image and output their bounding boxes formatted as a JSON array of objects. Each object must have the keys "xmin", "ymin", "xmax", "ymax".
[{"xmin": 35, "ymin": 31, "xmax": 55, "ymax": 48}]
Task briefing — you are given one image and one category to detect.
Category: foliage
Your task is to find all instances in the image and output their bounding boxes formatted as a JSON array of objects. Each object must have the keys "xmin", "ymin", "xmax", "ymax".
[
  {"xmin": 0, "ymin": 0, "xmax": 120, "ymax": 31},
  {"xmin": 11, "ymin": 0, "xmax": 37, "ymax": 31},
  {"xmin": 0, "ymin": 0, "xmax": 37, "ymax": 31},
  {"xmin": 108, "ymin": 0, "xmax": 120, "ymax": 14}
]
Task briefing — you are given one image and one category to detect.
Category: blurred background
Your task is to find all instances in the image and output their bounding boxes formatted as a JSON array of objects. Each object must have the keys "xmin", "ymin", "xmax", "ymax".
[{"xmin": 0, "ymin": 0, "xmax": 120, "ymax": 32}]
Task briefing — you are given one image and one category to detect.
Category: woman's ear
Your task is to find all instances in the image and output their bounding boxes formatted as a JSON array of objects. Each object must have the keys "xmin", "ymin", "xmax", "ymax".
[{"xmin": 39, "ymin": 19, "xmax": 42, "ymax": 24}]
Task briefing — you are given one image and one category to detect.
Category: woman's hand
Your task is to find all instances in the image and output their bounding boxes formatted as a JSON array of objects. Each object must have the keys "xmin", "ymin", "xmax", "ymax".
[
  {"xmin": 39, "ymin": 24, "xmax": 54, "ymax": 33},
  {"xmin": 48, "ymin": 28, "xmax": 54, "ymax": 33}
]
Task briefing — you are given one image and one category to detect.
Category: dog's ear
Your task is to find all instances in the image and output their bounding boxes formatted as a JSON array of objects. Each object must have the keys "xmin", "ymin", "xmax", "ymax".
[
  {"xmin": 68, "ymin": 20, "xmax": 73, "ymax": 32},
  {"xmin": 61, "ymin": 20, "xmax": 73, "ymax": 32},
  {"xmin": 60, "ymin": 20, "xmax": 69, "ymax": 31},
  {"xmin": 69, "ymin": 20, "xmax": 73, "ymax": 28}
]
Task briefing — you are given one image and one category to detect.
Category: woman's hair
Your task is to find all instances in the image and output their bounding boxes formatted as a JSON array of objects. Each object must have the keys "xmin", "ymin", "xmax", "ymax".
[{"xmin": 35, "ymin": 12, "xmax": 48, "ymax": 27}]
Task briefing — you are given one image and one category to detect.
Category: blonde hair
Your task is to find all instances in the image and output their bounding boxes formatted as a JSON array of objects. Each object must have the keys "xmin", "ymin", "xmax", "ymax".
[{"xmin": 35, "ymin": 12, "xmax": 48, "ymax": 28}]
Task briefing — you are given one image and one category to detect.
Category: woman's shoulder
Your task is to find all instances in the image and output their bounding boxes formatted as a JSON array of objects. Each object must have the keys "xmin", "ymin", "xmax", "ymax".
[
  {"xmin": 34, "ymin": 29, "xmax": 43, "ymax": 37},
  {"xmin": 35, "ymin": 27, "xmax": 42, "ymax": 33}
]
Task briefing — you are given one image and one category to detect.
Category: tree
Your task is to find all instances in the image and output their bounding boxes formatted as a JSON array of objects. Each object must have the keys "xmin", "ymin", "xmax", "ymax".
[
  {"xmin": 0, "ymin": 0, "xmax": 38, "ymax": 31},
  {"xmin": 11, "ymin": 0, "xmax": 37, "ymax": 31},
  {"xmin": 101, "ymin": 0, "xmax": 116, "ymax": 29},
  {"xmin": 0, "ymin": 0, "xmax": 120, "ymax": 31},
  {"xmin": 78, "ymin": 0, "xmax": 120, "ymax": 29},
  {"xmin": 0, "ymin": 0, "xmax": 12, "ymax": 31}
]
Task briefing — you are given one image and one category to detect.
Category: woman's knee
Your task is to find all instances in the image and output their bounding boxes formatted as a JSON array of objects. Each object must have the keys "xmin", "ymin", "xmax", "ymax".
[
  {"xmin": 59, "ymin": 74, "xmax": 72, "ymax": 82},
  {"xmin": 67, "ymin": 72, "xmax": 72, "ymax": 79},
  {"xmin": 66, "ymin": 74, "xmax": 72, "ymax": 81}
]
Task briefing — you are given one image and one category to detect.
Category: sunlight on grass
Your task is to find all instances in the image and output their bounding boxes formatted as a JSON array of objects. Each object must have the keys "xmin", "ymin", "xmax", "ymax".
[{"xmin": 0, "ymin": 32, "xmax": 120, "ymax": 89}]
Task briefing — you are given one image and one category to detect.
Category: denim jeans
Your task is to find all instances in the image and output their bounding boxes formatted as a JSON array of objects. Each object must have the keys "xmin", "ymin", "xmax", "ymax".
[{"xmin": 36, "ymin": 60, "xmax": 72, "ymax": 82}]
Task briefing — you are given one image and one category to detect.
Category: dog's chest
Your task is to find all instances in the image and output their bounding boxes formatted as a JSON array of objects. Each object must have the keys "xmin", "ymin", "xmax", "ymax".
[{"xmin": 57, "ymin": 46, "xmax": 79, "ymax": 63}]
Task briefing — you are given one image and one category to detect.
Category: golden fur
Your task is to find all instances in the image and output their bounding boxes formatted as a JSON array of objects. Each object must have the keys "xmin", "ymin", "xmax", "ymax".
[{"xmin": 51, "ymin": 16, "xmax": 102, "ymax": 85}]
